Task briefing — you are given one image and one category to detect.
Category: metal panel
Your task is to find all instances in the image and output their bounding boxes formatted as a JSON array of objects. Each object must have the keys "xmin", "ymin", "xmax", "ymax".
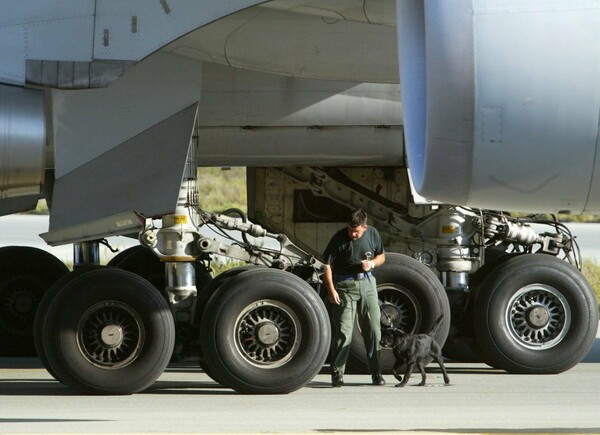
[
  {"xmin": 0, "ymin": 0, "xmax": 95, "ymax": 27},
  {"xmin": 45, "ymin": 105, "xmax": 198, "ymax": 245},
  {"xmin": 196, "ymin": 126, "xmax": 404, "ymax": 167},
  {"xmin": 26, "ymin": 15, "xmax": 94, "ymax": 61},
  {"xmin": 166, "ymin": 5, "xmax": 398, "ymax": 83},
  {"xmin": 93, "ymin": 0, "xmax": 267, "ymax": 60},
  {"xmin": 52, "ymin": 52, "xmax": 203, "ymax": 178},
  {"xmin": 198, "ymin": 63, "xmax": 402, "ymax": 127},
  {"xmin": 0, "ymin": 0, "xmax": 95, "ymax": 84},
  {"xmin": 0, "ymin": 195, "xmax": 41, "ymax": 216},
  {"xmin": 196, "ymin": 63, "xmax": 403, "ymax": 166},
  {"xmin": 0, "ymin": 26, "xmax": 25, "ymax": 85}
]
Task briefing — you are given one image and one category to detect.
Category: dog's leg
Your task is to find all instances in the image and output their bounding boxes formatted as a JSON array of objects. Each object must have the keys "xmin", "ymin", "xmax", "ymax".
[
  {"xmin": 416, "ymin": 362, "xmax": 426, "ymax": 386},
  {"xmin": 432, "ymin": 343, "xmax": 450, "ymax": 385},
  {"xmin": 436, "ymin": 356, "xmax": 450, "ymax": 385},
  {"xmin": 398, "ymin": 363, "xmax": 413, "ymax": 387},
  {"xmin": 392, "ymin": 366, "xmax": 403, "ymax": 387}
]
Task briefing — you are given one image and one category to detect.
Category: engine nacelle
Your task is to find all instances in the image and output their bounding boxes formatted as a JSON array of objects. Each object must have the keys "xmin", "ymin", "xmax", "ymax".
[
  {"xmin": 397, "ymin": 0, "xmax": 600, "ymax": 215},
  {"xmin": 0, "ymin": 84, "xmax": 46, "ymax": 213}
]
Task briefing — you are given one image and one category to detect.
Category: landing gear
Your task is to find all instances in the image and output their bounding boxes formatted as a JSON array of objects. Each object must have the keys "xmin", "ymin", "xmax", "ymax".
[
  {"xmin": 200, "ymin": 268, "xmax": 330, "ymax": 394},
  {"xmin": 473, "ymin": 255, "xmax": 598, "ymax": 374},
  {"xmin": 0, "ymin": 246, "xmax": 68, "ymax": 356},
  {"xmin": 108, "ymin": 244, "xmax": 212, "ymax": 359},
  {"xmin": 108, "ymin": 245, "xmax": 213, "ymax": 298},
  {"xmin": 39, "ymin": 268, "xmax": 175, "ymax": 394}
]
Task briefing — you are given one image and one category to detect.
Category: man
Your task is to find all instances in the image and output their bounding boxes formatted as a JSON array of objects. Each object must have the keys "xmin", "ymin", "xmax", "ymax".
[{"xmin": 323, "ymin": 208, "xmax": 386, "ymax": 387}]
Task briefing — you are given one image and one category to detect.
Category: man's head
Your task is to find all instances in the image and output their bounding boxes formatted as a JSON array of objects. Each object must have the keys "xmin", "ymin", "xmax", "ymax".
[{"xmin": 347, "ymin": 208, "xmax": 368, "ymax": 240}]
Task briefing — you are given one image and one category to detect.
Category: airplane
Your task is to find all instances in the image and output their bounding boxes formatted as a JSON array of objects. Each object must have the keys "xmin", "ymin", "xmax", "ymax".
[{"xmin": 0, "ymin": 0, "xmax": 599, "ymax": 395}]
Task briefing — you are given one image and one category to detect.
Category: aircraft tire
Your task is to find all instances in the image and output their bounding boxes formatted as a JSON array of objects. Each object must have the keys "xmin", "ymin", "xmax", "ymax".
[
  {"xmin": 109, "ymin": 246, "xmax": 166, "ymax": 296},
  {"xmin": 105, "ymin": 244, "xmax": 144, "ymax": 267},
  {"xmin": 112, "ymin": 245, "xmax": 213, "ymax": 296},
  {"xmin": 346, "ymin": 252, "xmax": 451, "ymax": 374},
  {"xmin": 34, "ymin": 265, "xmax": 105, "ymax": 379},
  {"xmin": 473, "ymin": 254, "xmax": 598, "ymax": 373},
  {"xmin": 200, "ymin": 268, "xmax": 330, "ymax": 394},
  {"xmin": 0, "ymin": 246, "xmax": 69, "ymax": 356},
  {"xmin": 196, "ymin": 265, "xmax": 257, "ymax": 385},
  {"xmin": 42, "ymin": 268, "xmax": 175, "ymax": 394}
]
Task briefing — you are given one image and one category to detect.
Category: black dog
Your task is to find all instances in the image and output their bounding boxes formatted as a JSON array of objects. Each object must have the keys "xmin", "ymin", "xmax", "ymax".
[{"xmin": 380, "ymin": 315, "xmax": 450, "ymax": 387}]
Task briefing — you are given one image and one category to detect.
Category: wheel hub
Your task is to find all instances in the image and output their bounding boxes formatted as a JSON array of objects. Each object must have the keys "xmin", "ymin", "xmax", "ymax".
[
  {"xmin": 526, "ymin": 305, "xmax": 550, "ymax": 328},
  {"xmin": 235, "ymin": 299, "xmax": 300, "ymax": 367},
  {"xmin": 256, "ymin": 322, "xmax": 280, "ymax": 346},
  {"xmin": 100, "ymin": 324, "xmax": 124, "ymax": 348},
  {"xmin": 13, "ymin": 292, "xmax": 33, "ymax": 314},
  {"xmin": 380, "ymin": 303, "xmax": 400, "ymax": 328}
]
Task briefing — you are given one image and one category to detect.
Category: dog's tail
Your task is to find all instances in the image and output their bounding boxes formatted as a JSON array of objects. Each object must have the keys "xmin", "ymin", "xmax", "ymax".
[{"xmin": 428, "ymin": 314, "xmax": 444, "ymax": 337}]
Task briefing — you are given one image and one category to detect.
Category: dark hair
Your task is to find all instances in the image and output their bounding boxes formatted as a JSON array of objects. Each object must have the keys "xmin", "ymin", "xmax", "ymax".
[{"xmin": 348, "ymin": 208, "xmax": 367, "ymax": 227}]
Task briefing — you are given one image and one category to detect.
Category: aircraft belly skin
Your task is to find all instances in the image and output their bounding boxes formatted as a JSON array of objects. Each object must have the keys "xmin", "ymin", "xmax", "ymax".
[{"xmin": 0, "ymin": 0, "xmax": 599, "ymax": 236}]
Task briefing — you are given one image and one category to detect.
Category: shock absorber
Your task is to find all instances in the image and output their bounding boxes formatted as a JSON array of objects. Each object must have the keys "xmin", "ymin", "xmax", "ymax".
[
  {"xmin": 413, "ymin": 206, "xmax": 479, "ymax": 291},
  {"xmin": 435, "ymin": 207, "xmax": 476, "ymax": 290},
  {"xmin": 139, "ymin": 140, "xmax": 200, "ymax": 313}
]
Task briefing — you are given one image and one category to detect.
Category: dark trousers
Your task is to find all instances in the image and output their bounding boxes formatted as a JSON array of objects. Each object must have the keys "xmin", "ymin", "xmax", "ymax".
[{"xmin": 330, "ymin": 275, "xmax": 381, "ymax": 375}]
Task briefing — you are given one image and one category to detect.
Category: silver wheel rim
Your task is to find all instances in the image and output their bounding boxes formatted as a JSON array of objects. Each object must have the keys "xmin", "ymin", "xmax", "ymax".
[
  {"xmin": 378, "ymin": 283, "xmax": 422, "ymax": 334},
  {"xmin": 77, "ymin": 301, "xmax": 145, "ymax": 369},
  {"xmin": 234, "ymin": 299, "xmax": 301, "ymax": 368},
  {"xmin": 505, "ymin": 284, "xmax": 571, "ymax": 350}
]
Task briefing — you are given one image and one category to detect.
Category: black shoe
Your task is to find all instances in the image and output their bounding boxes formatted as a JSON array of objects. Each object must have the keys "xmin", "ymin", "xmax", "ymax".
[
  {"xmin": 332, "ymin": 373, "xmax": 344, "ymax": 387},
  {"xmin": 371, "ymin": 373, "xmax": 385, "ymax": 386}
]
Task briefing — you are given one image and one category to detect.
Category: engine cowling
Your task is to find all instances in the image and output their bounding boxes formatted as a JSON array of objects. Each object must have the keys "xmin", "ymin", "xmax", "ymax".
[
  {"xmin": 0, "ymin": 84, "xmax": 46, "ymax": 213},
  {"xmin": 398, "ymin": 0, "xmax": 600, "ymax": 214}
]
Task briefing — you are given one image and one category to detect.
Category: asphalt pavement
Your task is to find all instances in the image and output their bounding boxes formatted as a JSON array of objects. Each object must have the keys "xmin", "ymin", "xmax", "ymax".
[{"xmin": 1, "ymin": 325, "xmax": 599, "ymax": 434}]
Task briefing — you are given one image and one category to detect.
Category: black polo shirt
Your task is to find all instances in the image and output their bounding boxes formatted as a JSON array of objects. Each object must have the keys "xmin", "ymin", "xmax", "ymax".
[{"xmin": 323, "ymin": 226, "xmax": 384, "ymax": 276}]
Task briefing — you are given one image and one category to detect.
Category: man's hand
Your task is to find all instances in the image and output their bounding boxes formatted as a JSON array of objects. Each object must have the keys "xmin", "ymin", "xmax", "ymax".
[
  {"xmin": 361, "ymin": 260, "xmax": 374, "ymax": 271},
  {"xmin": 328, "ymin": 288, "xmax": 341, "ymax": 305}
]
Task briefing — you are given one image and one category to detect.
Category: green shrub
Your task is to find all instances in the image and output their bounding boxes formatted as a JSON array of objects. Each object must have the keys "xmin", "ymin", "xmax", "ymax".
[
  {"xmin": 208, "ymin": 258, "xmax": 246, "ymax": 277},
  {"xmin": 582, "ymin": 259, "xmax": 600, "ymax": 311},
  {"xmin": 197, "ymin": 167, "xmax": 247, "ymax": 213}
]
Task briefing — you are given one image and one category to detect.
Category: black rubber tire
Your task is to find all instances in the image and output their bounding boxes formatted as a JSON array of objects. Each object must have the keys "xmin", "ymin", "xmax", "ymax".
[
  {"xmin": 0, "ymin": 246, "xmax": 69, "ymax": 356},
  {"xmin": 110, "ymin": 246, "xmax": 166, "ymax": 295},
  {"xmin": 347, "ymin": 252, "xmax": 451, "ymax": 374},
  {"xmin": 200, "ymin": 268, "xmax": 330, "ymax": 394},
  {"xmin": 196, "ymin": 266, "xmax": 257, "ymax": 323},
  {"xmin": 34, "ymin": 265, "xmax": 105, "ymax": 379},
  {"xmin": 196, "ymin": 265, "xmax": 257, "ymax": 384},
  {"xmin": 42, "ymin": 268, "xmax": 175, "ymax": 394},
  {"xmin": 106, "ymin": 245, "xmax": 144, "ymax": 268},
  {"xmin": 112, "ymin": 245, "xmax": 213, "ymax": 296},
  {"xmin": 473, "ymin": 254, "xmax": 599, "ymax": 373}
]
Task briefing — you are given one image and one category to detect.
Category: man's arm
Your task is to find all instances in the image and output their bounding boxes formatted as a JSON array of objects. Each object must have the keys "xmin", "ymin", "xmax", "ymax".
[{"xmin": 324, "ymin": 264, "xmax": 341, "ymax": 305}]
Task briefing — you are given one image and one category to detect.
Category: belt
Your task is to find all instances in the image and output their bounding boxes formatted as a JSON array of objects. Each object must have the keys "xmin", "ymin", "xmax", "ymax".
[{"xmin": 334, "ymin": 271, "xmax": 372, "ymax": 281}]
